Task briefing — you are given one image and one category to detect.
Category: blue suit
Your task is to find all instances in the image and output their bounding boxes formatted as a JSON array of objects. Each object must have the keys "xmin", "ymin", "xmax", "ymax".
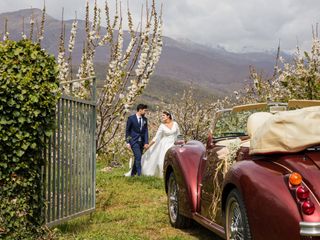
[{"xmin": 126, "ymin": 114, "xmax": 149, "ymax": 176}]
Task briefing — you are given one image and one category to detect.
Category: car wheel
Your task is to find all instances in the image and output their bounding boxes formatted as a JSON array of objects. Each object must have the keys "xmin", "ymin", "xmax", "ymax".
[
  {"xmin": 167, "ymin": 172, "xmax": 191, "ymax": 228},
  {"xmin": 225, "ymin": 189, "xmax": 251, "ymax": 240}
]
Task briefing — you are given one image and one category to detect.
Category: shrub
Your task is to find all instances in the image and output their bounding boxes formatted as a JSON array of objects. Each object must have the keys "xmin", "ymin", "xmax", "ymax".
[{"xmin": 0, "ymin": 39, "xmax": 59, "ymax": 239}]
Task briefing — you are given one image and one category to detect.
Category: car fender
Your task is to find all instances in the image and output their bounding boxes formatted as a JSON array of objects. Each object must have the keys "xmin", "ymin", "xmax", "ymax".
[
  {"xmin": 164, "ymin": 140, "xmax": 205, "ymax": 217},
  {"xmin": 222, "ymin": 159, "xmax": 303, "ymax": 240}
]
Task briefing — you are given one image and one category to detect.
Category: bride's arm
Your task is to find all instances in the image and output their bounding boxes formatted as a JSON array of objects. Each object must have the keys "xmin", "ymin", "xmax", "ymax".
[
  {"xmin": 148, "ymin": 140, "xmax": 155, "ymax": 148},
  {"xmin": 149, "ymin": 124, "xmax": 163, "ymax": 147}
]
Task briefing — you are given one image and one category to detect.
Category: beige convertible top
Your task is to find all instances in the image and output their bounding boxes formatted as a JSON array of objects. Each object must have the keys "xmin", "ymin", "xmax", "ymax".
[{"xmin": 249, "ymin": 106, "xmax": 320, "ymax": 154}]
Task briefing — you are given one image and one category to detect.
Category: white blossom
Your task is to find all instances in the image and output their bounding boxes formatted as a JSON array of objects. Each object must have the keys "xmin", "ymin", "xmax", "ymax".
[{"xmin": 68, "ymin": 19, "xmax": 78, "ymax": 53}]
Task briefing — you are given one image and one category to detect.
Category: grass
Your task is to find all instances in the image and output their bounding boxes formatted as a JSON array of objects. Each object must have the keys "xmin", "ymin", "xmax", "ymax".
[{"xmin": 54, "ymin": 162, "xmax": 222, "ymax": 240}]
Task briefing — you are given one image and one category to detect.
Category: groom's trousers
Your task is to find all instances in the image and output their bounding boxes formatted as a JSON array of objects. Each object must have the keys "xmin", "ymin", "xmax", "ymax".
[{"xmin": 131, "ymin": 142, "xmax": 144, "ymax": 176}]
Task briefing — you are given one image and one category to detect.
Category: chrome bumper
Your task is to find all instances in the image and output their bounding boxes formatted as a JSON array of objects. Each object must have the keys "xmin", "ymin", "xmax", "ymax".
[{"xmin": 300, "ymin": 222, "xmax": 320, "ymax": 236}]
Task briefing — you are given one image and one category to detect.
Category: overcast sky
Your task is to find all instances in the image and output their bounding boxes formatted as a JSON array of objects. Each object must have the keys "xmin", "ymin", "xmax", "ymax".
[{"xmin": 0, "ymin": 0, "xmax": 320, "ymax": 52}]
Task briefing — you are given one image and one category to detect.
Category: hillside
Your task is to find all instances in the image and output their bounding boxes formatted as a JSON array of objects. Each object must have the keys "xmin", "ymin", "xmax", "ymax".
[{"xmin": 0, "ymin": 8, "xmax": 280, "ymax": 100}]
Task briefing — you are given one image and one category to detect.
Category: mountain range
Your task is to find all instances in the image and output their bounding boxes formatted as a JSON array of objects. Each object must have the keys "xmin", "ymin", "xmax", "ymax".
[{"xmin": 0, "ymin": 8, "xmax": 281, "ymax": 100}]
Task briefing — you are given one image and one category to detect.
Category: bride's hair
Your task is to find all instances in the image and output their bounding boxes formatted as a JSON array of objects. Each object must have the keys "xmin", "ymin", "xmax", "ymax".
[{"xmin": 163, "ymin": 111, "xmax": 173, "ymax": 120}]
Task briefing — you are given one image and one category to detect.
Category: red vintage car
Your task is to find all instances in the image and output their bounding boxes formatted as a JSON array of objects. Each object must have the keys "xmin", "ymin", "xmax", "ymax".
[{"xmin": 164, "ymin": 100, "xmax": 320, "ymax": 240}]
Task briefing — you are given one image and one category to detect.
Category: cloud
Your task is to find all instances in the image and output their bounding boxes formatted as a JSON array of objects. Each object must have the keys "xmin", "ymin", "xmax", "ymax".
[
  {"xmin": 162, "ymin": 0, "xmax": 320, "ymax": 52},
  {"xmin": 0, "ymin": 0, "xmax": 319, "ymax": 52}
]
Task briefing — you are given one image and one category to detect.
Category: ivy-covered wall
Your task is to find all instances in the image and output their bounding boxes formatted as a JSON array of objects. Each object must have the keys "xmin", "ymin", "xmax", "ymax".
[{"xmin": 0, "ymin": 40, "xmax": 59, "ymax": 239}]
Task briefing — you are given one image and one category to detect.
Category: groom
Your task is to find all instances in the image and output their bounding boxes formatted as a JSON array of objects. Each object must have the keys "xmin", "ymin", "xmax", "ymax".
[{"xmin": 125, "ymin": 104, "xmax": 149, "ymax": 176}]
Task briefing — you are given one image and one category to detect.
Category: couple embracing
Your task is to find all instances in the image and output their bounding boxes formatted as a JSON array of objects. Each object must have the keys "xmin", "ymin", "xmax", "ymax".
[{"xmin": 125, "ymin": 104, "xmax": 180, "ymax": 178}]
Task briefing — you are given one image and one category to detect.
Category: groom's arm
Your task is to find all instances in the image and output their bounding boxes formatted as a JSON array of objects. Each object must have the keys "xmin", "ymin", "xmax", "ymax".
[
  {"xmin": 125, "ymin": 117, "xmax": 132, "ymax": 145},
  {"xmin": 144, "ymin": 119, "xmax": 149, "ymax": 145}
]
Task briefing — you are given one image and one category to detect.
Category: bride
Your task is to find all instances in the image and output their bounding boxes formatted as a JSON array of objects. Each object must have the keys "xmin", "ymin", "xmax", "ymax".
[{"xmin": 125, "ymin": 111, "xmax": 180, "ymax": 178}]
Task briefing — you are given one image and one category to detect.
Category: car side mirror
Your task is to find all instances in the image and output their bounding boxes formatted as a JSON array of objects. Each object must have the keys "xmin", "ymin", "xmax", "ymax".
[{"xmin": 174, "ymin": 134, "xmax": 185, "ymax": 145}]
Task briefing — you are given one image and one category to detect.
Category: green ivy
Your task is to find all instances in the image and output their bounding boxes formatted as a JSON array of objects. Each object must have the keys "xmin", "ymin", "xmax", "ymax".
[{"xmin": 0, "ymin": 40, "xmax": 60, "ymax": 239}]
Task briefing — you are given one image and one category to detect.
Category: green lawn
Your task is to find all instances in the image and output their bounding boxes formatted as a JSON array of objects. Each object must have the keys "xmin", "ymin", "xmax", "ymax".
[{"xmin": 55, "ymin": 163, "xmax": 222, "ymax": 240}]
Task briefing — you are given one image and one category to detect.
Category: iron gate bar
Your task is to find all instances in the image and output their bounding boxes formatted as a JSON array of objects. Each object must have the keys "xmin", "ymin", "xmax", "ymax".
[{"xmin": 44, "ymin": 77, "xmax": 96, "ymax": 227}]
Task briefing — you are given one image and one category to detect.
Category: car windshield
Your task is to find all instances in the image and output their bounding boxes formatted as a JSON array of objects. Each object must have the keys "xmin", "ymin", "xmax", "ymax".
[{"xmin": 213, "ymin": 110, "xmax": 254, "ymax": 139}]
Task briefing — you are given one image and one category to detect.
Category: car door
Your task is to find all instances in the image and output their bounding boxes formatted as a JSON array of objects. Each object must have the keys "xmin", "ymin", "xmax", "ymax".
[{"xmin": 199, "ymin": 144, "xmax": 225, "ymax": 223}]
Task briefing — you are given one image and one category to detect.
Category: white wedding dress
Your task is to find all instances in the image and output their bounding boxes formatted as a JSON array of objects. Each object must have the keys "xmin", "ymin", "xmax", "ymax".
[{"xmin": 125, "ymin": 121, "xmax": 180, "ymax": 178}]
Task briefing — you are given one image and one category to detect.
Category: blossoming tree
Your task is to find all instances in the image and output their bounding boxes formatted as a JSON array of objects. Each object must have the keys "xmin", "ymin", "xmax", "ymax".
[
  {"xmin": 55, "ymin": 0, "xmax": 163, "ymax": 154},
  {"xmin": 240, "ymin": 30, "xmax": 320, "ymax": 103}
]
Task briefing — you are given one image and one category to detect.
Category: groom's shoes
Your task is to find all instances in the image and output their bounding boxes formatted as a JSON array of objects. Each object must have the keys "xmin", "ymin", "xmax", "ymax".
[
  {"xmin": 130, "ymin": 173, "xmax": 141, "ymax": 177},
  {"xmin": 131, "ymin": 170, "xmax": 141, "ymax": 177}
]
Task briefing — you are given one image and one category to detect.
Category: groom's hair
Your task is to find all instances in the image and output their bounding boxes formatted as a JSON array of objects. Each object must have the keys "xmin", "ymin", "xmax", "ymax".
[{"xmin": 137, "ymin": 104, "xmax": 148, "ymax": 111}]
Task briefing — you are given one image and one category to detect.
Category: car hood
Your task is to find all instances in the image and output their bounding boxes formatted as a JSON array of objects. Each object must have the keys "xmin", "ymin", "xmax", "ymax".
[{"xmin": 276, "ymin": 151, "xmax": 320, "ymax": 200}]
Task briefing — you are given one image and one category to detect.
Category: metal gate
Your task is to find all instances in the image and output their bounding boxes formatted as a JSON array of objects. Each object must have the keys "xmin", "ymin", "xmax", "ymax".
[{"xmin": 43, "ymin": 77, "xmax": 96, "ymax": 227}]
